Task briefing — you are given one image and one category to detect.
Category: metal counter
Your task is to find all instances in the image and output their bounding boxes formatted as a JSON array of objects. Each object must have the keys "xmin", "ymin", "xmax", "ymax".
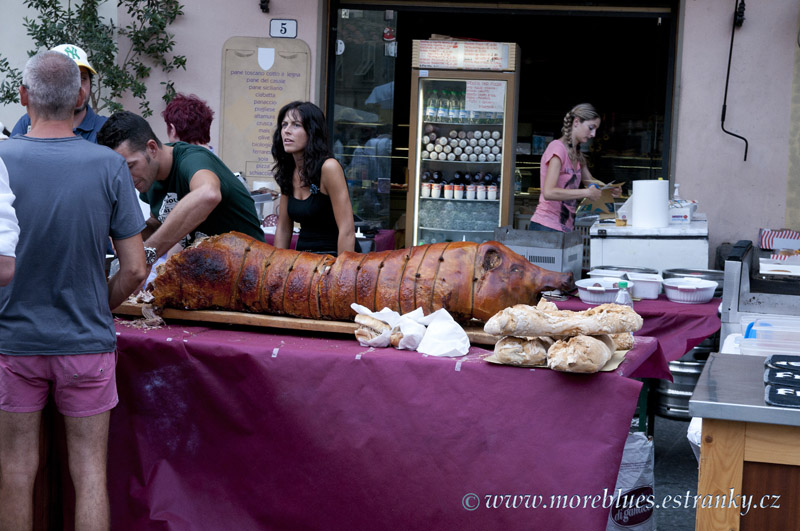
[{"xmin": 689, "ymin": 352, "xmax": 800, "ymax": 427}]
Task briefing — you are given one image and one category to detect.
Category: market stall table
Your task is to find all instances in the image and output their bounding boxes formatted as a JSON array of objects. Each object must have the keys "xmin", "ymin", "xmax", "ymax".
[
  {"xmin": 263, "ymin": 228, "xmax": 395, "ymax": 252},
  {"xmin": 54, "ymin": 321, "xmax": 662, "ymax": 530}
]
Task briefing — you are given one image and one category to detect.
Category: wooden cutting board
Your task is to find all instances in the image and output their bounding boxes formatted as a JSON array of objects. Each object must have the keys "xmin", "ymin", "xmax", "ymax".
[{"xmin": 113, "ymin": 302, "xmax": 499, "ymax": 346}]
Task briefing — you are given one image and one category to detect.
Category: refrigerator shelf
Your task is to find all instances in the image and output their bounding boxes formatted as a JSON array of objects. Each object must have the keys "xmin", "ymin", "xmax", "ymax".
[
  {"xmin": 420, "ymin": 197, "xmax": 499, "ymax": 202},
  {"xmin": 422, "ymin": 120, "xmax": 503, "ymax": 127},
  {"xmin": 420, "ymin": 227, "xmax": 494, "ymax": 233},
  {"xmin": 421, "ymin": 160, "xmax": 501, "ymax": 165}
]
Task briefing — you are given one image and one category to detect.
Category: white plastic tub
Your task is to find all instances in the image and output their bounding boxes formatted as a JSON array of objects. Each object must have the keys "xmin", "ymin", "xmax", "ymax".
[
  {"xmin": 626, "ymin": 272, "xmax": 663, "ymax": 300},
  {"xmin": 743, "ymin": 316, "xmax": 800, "ymax": 342},
  {"xmin": 587, "ymin": 269, "xmax": 627, "ymax": 279},
  {"xmin": 739, "ymin": 338, "xmax": 800, "ymax": 357},
  {"xmin": 575, "ymin": 278, "xmax": 634, "ymax": 305},
  {"xmin": 662, "ymin": 278, "xmax": 716, "ymax": 304}
]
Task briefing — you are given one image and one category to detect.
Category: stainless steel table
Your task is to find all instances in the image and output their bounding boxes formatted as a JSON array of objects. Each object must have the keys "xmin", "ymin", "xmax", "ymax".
[{"xmin": 690, "ymin": 353, "xmax": 800, "ymax": 530}]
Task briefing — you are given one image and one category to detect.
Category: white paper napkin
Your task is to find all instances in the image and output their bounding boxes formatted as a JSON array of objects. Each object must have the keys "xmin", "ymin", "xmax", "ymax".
[{"xmin": 350, "ymin": 304, "xmax": 469, "ymax": 357}]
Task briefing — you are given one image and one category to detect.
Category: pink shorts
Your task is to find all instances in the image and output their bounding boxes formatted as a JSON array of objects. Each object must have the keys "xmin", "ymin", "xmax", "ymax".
[{"xmin": 0, "ymin": 352, "xmax": 118, "ymax": 417}]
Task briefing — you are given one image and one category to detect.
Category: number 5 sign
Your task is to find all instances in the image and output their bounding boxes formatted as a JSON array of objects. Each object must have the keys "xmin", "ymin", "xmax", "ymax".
[{"xmin": 269, "ymin": 19, "xmax": 297, "ymax": 39}]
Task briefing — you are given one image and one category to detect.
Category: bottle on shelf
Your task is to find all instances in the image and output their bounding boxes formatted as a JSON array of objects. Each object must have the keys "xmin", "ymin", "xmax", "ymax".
[
  {"xmin": 425, "ymin": 90, "xmax": 438, "ymax": 121},
  {"xmin": 447, "ymin": 90, "xmax": 458, "ymax": 123},
  {"xmin": 458, "ymin": 91, "xmax": 468, "ymax": 124},
  {"xmin": 436, "ymin": 90, "xmax": 448, "ymax": 122},
  {"xmin": 514, "ymin": 169, "xmax": 522, "ymax": 193},
  {"xmin": 614, "ymin": 281, "xmax": 634, "ymax": 309}
]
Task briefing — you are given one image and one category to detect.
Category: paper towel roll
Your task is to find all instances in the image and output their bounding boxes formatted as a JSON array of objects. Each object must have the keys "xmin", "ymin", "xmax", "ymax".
[{"xmin": 632, "ymin": 180, "xmax": 669, "ymax": 228}]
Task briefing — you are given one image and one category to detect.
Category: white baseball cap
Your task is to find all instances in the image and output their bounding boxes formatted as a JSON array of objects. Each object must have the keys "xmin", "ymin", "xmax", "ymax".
[{"xmin": 51, "ymin": 44, "xmax": 97, "ymax": 75}]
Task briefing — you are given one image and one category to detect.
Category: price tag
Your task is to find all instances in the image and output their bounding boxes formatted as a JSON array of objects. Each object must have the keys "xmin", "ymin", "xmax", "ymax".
[{"xmin": 269, "ymin": 19, "xmax": 297, "ymax": 39}]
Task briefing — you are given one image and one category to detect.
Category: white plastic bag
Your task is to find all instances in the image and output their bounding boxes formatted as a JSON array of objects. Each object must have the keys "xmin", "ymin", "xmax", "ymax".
[{"xmin": 607, "ymin": 432, "xmax": 656, "ymax": 530}]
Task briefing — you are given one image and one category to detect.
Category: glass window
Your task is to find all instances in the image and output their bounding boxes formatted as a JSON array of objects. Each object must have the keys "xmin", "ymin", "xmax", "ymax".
[{"xmin": 331, "ymin": 9, "xmax": 398, "ymax": 230}]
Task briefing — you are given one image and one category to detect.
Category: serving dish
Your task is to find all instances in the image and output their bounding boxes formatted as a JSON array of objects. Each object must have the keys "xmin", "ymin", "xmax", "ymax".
[
  {"xmin": 662, "ymin": 277, "xmax": 716, "ymax": 304},
  {"xmin": 575, "ymin": 278, "xmax": 634, "ymax": 305}
]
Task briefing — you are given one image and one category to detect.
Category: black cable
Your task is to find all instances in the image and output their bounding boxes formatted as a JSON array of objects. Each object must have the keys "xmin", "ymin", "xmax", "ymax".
[{"xmin": 721, "ymin": 0, "xmax": 748, "ymax": 161}]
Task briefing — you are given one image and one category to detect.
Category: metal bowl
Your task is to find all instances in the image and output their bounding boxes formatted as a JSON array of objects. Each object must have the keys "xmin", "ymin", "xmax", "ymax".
[
  {"xmin": 661, "ymin": 268, "xmax": 724, "ymax": 298},
  {"xmin": 593, "ymin": 265, "xmax": 659, "ymax": 275}
]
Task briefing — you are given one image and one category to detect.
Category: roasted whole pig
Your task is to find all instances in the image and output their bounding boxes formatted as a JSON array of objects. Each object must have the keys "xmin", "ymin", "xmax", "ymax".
[{"xmin": 149, "ymin": 231, "xmax": 574, "ymax": 322}]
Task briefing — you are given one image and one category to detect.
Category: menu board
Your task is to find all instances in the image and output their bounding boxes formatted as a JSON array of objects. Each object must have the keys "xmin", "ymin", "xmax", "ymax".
[
  {"xmin": 219, "ymin": 37, "xmax": 310, "ymax": 189},
  {"xmin": 417, "ymin": 41, "xmax": 510, "ymax": 71}
]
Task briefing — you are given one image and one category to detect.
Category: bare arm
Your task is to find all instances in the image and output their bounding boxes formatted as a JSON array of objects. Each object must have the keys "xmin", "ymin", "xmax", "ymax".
[
  {"xmin": 581, "ymin": 165, "xmax": 621, "ymax": 198},
  {"xmin": 273, "ymin": 193, "xmax": 293, "ymax": 249},
  {"xmin": 108, "ymin": 233, "xmax": 147, "ymax": 309},
  {"xmin": 141, "ymin": 215, "xmax": 161, "ymax": 241},
  {"xmin": 540, "ymin": 155, "xmax": 601, "ymax": 202},
  {"xmin": 0, "ymin": 256, "xmax": 14, "ymax": 286},
  {"xmin": 320, "ymin": 158, "xmax": 356, "ymax": 255},
  {"xmin": 143, "ymin": 170, "xmax": 222, "ymax": 257}
]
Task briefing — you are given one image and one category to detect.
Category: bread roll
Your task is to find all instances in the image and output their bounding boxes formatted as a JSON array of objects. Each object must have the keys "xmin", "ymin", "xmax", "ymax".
[
  {"xmin": 484, "ymin": 303, "xmax": 642, "ymax": 337},
  {"xmin": 492, "ymin": 336, "xmax": 553, "ymax": 367},
  {"xmin": 390, "ymin": 327, "xmax": 404, "ymax": 348},
  {"xmin": 547, "ymin": 335, "xmax": 615, "ymax": 373},
  {"xmin": 610, "ymin": 332, "xmax": 635, "ymax": 351},
  {"xmin": 354, "ymin": 314, "xmax": 390, "ymax": 343}
]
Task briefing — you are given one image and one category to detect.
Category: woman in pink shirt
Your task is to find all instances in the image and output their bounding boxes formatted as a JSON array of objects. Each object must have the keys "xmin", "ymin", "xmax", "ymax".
[{"xmin": 530, "ymin": 103, "xmax": 618, "ymax": 232}]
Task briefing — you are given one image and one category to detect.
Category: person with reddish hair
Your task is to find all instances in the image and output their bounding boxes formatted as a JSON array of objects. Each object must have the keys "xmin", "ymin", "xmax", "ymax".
[{"xmin": 161, "ymin": 93, "xmax": 214, "ymax": 150}]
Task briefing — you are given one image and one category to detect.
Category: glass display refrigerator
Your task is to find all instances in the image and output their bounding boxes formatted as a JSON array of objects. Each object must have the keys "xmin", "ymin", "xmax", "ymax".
[{"xmin": 406, "ymin": 40, "xmax": 520, "ymax": 246}]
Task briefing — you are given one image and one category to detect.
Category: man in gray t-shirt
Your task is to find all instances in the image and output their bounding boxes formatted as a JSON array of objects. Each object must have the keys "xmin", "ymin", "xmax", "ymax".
[{"xmin": 0, "ymin": 50, "xmax": 147, "ymax": 530}]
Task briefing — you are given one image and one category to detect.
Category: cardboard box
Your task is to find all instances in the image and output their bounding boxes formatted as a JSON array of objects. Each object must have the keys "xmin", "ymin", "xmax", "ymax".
[
  {"xmin": 669, "ymin": 203, "xmax": 697, "ymax": 224},
  {"xmin": 759, "ymin": 228, "xmax": 800, "ymax": 251},
  {"xmin": 493, "ymin": 225, "xmax": 583, "ymax": 280}
]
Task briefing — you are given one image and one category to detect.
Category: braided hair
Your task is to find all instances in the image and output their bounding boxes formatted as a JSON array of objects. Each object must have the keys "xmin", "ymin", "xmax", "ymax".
[{"xmin": 560, "ymin": 103, "xmax": 600, "ymax": 165}]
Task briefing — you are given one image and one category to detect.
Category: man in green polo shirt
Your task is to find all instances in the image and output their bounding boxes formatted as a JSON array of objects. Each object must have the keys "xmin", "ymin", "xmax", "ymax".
[{"xmin": 98, "ymin": 111, "xmax": 264, "ymax": 271}]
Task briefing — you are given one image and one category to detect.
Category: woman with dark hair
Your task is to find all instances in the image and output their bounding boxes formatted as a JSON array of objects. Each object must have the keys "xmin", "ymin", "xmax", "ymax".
[
  {"xmin": 271, "ymin": 101, "xmax": 357, "ymax": 256},
  {"xmin": 162, "ymin": 93, "xmax": 214, "ymax": 150}
]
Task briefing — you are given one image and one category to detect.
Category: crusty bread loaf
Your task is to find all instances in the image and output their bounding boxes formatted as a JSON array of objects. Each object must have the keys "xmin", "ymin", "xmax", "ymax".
[
  {"xmin": 547, "ymin": 335, "xmax": 616, "ymax": 373},
  {"xmin": 610, "ymin": 332, "xmax": 635, "ymax": 351},
  {"xmin": 491, "ymin": 336, "xmax": 553, "ymax": 367},
  {"xmin": 483, "ymin": 303, "xmax": 643, "ymax": 337}
]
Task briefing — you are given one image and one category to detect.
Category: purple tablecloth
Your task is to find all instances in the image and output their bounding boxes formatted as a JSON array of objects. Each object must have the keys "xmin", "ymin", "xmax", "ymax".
[
  {"xmin": 101, "ymin": 321, "xmax": 649, "ymax": 530},
  {"xmin": 263, "ymin": 229, "xmax": 395, "ymax": 252},
  {"xmin": 557, "ymin": 295, "xmax": 722, "ymax": 366}
]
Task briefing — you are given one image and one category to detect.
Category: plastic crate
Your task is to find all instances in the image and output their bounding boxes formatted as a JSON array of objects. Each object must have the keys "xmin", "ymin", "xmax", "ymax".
[
  {"xmin": 493, "ymin": 225, "xmax": 583, "ymax": 281},
  {"xmin": 575, "ymin": 216, "xmax": 599, "ymax": 273}
]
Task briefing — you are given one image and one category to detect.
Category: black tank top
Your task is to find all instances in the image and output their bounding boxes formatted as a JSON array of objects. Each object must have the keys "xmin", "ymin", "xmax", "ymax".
[{"xmin": 287, "ymin": 184, "xmax": 340, "ymax": 255}]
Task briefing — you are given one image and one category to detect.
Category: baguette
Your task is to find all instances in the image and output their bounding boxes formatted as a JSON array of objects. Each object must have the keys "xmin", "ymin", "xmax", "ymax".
[
  {"xmin": 483, "ymin": 303, "xmax": 642, "ymax": 337},
  {"xmin": 547, "ymin": 335, "xmax": 616, "ymax": 373}
]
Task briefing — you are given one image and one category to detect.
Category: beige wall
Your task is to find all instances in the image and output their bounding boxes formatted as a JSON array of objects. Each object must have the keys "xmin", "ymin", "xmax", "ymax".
[
  {"xmin": 0, "ymin": 0, "xmax": 116, "ymax": 129},
  {"xmin": 117, "ymin": 0, "xmax": 324, "ymax": 150},
  {"xmin": 674, "ymin": 0, "xmax": 800, "ymax": 265},
  {"xmin": 0, "ymin": 0, "xmax": 322, "ymax": 147}
]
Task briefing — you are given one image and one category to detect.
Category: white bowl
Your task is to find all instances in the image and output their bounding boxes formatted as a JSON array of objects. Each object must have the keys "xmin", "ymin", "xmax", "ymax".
[
  {"xmin": 626, "ymin": 273, "xmax": 663, "ymax": 300},
  {"xmin": 575, "ymin": 278, "xmax": 634, "ymax": 305},
  {"xmin": 662, "ymin": 278, "xmax": 716, "ymax": 304}
]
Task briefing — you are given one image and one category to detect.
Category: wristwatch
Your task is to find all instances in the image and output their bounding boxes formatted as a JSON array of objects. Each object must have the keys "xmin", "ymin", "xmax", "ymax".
[{"xmin": 144, "ymin": 246, "xmax": 158, "ymax": 266}]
